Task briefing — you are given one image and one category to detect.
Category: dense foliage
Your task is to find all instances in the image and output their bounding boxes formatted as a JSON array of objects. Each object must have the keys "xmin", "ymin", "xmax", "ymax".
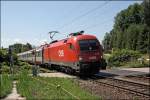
[
  {"xmin": 102, "ymin": 2, "xmax": 150, "ymax": 53},
  {"xmin": 9, "ymin": 43, "xmax": 32, "ymax": 54},
  {"xmin": 144, "ymin": 0, "xmax": 150, "ymax": 27},
  {"xmin": 0, "ymin": 43, "xmax": 32, "ymax": 72},
  {"xmin": 0, "ymin": 49, "xmax": 18, "ymax": 66},
  {"xmin": 107, "ymin": 49, "xmax": 141, "ymax": 66},
  {"xmin": 0, "ymin": 48, "xmax": 31, "ymax": 74}
]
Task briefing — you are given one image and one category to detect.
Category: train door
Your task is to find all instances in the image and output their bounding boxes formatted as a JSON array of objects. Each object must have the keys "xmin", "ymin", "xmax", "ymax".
[
  {"xmin": 42, "ymin": 47, "xmax": 44, "ymax": 64},
  {"xmin": 48, "ymin": 46, "xmax": 51, "ymax": 64}
]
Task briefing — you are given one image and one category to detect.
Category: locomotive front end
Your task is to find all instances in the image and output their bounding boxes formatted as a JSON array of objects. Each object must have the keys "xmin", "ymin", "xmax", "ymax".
[
  {"xmin": 78, "ymin": 39, "xmax": 103, "ymax": 75},
  {"xmin": 73, "ymin": 33, "xmax": 106, "ymax": 75}
]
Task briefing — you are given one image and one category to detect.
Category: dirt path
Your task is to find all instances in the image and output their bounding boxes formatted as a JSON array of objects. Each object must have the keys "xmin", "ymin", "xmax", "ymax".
[
  {"xmin": 3, "ymin": 81, "xmax": 25, "ymax": 100},
  {"xmin": 39, "ymin": 72, "xmax": 76, "ymax": 78}
]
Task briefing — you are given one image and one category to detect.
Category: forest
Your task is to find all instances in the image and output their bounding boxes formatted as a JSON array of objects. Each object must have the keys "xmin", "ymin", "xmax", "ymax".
[{"xmin": 102, "ymin": 1, "xmax": 150, "ymax": 54}]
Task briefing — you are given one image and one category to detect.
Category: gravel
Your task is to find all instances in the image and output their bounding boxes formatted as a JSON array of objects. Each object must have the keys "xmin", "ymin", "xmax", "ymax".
[{"xmin": 74, "ymin": 78, "xmax": 150, "ymax": 100}]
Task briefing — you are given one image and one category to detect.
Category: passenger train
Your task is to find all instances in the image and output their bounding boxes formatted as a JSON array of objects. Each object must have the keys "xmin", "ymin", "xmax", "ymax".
[{"xmin": 17, "ymin": 31, "xmax": 106, "ymax": 75}]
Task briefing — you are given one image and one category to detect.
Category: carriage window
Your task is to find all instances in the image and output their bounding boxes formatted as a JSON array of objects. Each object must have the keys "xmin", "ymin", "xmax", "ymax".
[
  {"xmin": 39, "ymin": 51, "xmax": 41, "ymax": 57},
  {"xmin": 36, "ymin": 51, "xmax": 41, "ymax": 57},
  {"xmin": 36, "ymin": 52, "xmax": 40, "ymax": 57}
]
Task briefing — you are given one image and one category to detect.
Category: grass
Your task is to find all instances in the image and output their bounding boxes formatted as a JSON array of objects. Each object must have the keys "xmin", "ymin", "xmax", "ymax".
[
  {"xmin": 0, "ymin": 74, "xmax": 13, "ymax": 98},
  {"xmin": 17, "ymin": 71, "xmax": 99, "ymax": 100},
  {"xmin": 40, "ymin": 77, "xmax": 99, "ymax": 99}
]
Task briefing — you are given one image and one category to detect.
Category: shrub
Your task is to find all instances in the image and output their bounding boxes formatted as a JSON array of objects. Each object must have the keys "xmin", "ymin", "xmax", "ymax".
[
  {"xmin": 125, "ymin": 61, "xmax": 149, "ymax": 68},
  {"xmin": 0, "ymin": 48, "xmax": 18, "ymax": 66},
  {"xmin": 108, "ymin": 49, "xmax": 142, "ymax": 67},
  {"xmin": 0, "ymin": 65, "xmax": 10, "ymax": 74},
  {"xmin": 17, "ymin": 61, "xmax": 32, "ymax": 70}
]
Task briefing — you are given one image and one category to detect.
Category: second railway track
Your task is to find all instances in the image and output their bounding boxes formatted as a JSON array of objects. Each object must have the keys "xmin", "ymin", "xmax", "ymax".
[{"xmin": 90, "ymin": 75, "xmax": 150, "ymax": 98}]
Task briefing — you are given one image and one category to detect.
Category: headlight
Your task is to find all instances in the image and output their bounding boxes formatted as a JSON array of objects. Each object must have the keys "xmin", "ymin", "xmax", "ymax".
[{"xmin": 79, "ymin": 56, "xmax": 83, "ymax": 61}]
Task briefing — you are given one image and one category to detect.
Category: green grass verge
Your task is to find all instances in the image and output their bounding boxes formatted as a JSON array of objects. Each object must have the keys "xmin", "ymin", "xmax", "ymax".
[
  {"xmin": 17, "ymin": 71, "xmax": 99, "ymax": 100},
  {"xmin": 0, "ymin": 74, "xmax": 13, "ymax": 98}
]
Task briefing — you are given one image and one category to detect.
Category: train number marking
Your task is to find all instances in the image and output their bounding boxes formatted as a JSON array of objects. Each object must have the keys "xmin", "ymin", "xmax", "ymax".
[{"xmin": 58, "ymin": 50, "xmax": 64, "ymax": 57}]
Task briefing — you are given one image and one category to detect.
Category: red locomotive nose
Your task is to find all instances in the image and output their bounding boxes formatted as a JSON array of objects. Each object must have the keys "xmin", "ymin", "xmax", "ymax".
[{"xmin": 78, "ymin": 39, "xmax": 102, "ymax": 62}]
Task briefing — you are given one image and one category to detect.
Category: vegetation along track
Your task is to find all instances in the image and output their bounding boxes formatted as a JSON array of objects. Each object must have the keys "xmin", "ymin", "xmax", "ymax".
[{"xmin": 90, "ymin": 75, "xmax": 150, "ymax": 98}]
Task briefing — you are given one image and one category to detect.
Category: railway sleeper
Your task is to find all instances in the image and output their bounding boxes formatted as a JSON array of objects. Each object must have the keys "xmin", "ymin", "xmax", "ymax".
[{"xmin": 93, "ymin": 80, "xmax": 150, "ymax": 98}]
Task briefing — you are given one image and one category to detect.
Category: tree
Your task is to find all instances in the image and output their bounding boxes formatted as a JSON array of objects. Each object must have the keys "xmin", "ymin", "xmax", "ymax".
[
  {"xmin": 102, "ymin": 32, "xmax": 111, "ymax": 51},
  {"xmin": 143, "ymin": 0, "xmax": 150, "ymax": 27},
  {"xmin": 137, "ymin": 24, "xmax": 149, "ymax": 53},
  {"xmin": 26, "ymin": 43, "xmax": 32, "ymax": 50},
  {"xmin": 9, "ymin": 43, "xmax": 33, "ymax": 54},
  {"xmin": 102, "ymin": 2, "xmax": 149, "ymax": 53}
]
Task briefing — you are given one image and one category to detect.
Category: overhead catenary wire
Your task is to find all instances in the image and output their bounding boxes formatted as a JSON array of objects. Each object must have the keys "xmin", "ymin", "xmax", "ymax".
[
  {"xmin": 72, "ymin": 3, "xmax": 114, "ymax": 31},
  {"xmin": 59, "ymin": 1, "xmax": 110, "ymax": 31},
  {"xmin": 68, "ymin": 17, "xmax": 113, "ymax": 35},
  {"xmin": 44, "ymin": 3, "xmax": 84, "ymax": 43},
  {"xmin": 84, "ymin": 18, "xmax": 114, "ymax": 30},
  {"xmin": 58, "ymin": 2, "xmax": 83, "ymax": 22},
  {"xmin": 48, "ymin": 1, "xmax": 110, "ymax": 40}
]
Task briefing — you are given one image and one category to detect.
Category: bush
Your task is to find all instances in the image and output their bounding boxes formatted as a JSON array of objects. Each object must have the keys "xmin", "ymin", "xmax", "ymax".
[
  {"xmin": 0, "ymin": 65, "xmax": 10, "ymax": 74},
  {"xmin": 125, "ymin": 61, "xmax": 149, "ymax": 68},
  {"xmin": 22, "ymin": 63, "xmax": 32, "ymax": 70},
  {"xmin": 0, "ymin": 61, "xmax": 32, "ymax": 74},
  {"xmin": 17, "ymin": 61, "xmax": 32, "ymax": 70},
  {"xmin": 0, "ymin": 48, "xmax": 18, "ymax": 66},
  {"xmin": 108, "ymin": 49, "xmax": 142, "ymax": 67}
]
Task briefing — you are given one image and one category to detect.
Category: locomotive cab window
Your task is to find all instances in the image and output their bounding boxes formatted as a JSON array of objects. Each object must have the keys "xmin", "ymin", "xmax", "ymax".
[
  {"xmin": 79, "ymin": 39, "xmax": 99, "ymax": 51},
  {"xmin": 69, "ymin": 43, "xmax": 74, "ymax": 50}
]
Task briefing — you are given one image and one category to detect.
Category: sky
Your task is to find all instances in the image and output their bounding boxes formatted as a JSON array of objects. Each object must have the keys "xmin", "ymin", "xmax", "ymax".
[{"xmin": 1, "ymin": 1, "xmax": 142, "ymax": 48}]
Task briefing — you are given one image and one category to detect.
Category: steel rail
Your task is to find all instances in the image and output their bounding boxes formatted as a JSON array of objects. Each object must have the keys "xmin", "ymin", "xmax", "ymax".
[
  {"xmin": 90, "ymin": 75, "xmax": 150, "ymax": 98},
  {"xmin": 94, "ymin": 74, "xmax": 150, "ymax": 87},
  {"xmin": 127, "ymin": 75, "xmax": 150, "ymax": 80}
]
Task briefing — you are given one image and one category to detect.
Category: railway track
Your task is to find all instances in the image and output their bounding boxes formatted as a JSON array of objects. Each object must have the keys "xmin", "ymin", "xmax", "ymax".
[
  {"xmin": 90, "ymin": 75, "xmax": 150, "ymax": 98},
  {"xmin": 124, "ymin": 74, "xmax": 150, "ymax": 84}
]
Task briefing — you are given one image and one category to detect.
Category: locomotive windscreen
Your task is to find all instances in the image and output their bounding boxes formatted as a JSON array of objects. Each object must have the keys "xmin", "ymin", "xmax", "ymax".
[{"xmin": 79, "ymin": 39, "xmax": 99, "ymax": 51}]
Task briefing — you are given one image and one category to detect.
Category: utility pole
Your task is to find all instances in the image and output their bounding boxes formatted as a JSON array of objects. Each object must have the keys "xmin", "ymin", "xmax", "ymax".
[
  {"xmin": 9, "ymin": 47, "xmax": 14, "ymax": 75},
  {"xmin": 0, "ymin": 3, "xmax": 1, "ymax": 49},
  {"xmin": 0, "ymin": 32, "xmax": 1, "ymax": 49},
  {"xmin": 32, "ymin": 49, "xmax": 37, "ymax": 76}
]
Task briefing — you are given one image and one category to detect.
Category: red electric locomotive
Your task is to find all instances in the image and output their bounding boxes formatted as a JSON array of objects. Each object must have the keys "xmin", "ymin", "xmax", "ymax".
[{"xmin": 18, "ymin": 31, "xmax": 106, "ymax": 75}]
